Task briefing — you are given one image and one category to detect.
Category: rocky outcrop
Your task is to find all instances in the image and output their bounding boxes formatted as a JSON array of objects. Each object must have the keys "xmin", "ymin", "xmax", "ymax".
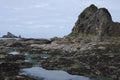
[
  {"xmin": 68, "ymin": 4, "xmax": 120, "ymax": 41},
  {"xmin": 2, "ymin": 32, "xmax": 19, "ymax": 38},
  {"xmin": 0, "ymin": 4, "xmax": 120, "ymax": 80}
]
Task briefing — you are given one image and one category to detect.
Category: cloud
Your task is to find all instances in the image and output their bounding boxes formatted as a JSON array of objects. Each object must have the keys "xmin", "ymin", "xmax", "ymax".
[
  {"xmin": 0, "ymin": 18, "xmax": 18, "ymax": 22},
  {"xmin": 59, "ymin": 26, "xmax": 65, "ymax": 29},
  {"xmin": 33, "ymin": 24, "xmax": 54, "ymax": 29},
  {"xmin": 34, "ymin": 3, "xmax": 49, "ymax": 8},
  {"xmin": 22, "ymin": 21, "xmax": 35, "ymax": 25},
  {"xmin": 12, "ymin": 3, "xmax": 50, "ymax": 11}
]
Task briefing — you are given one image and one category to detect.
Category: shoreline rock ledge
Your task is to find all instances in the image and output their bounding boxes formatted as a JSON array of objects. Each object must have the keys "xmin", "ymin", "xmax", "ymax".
[{"xmin": 65, "ymin": 4, "xmax": 120, "ymax": 42}]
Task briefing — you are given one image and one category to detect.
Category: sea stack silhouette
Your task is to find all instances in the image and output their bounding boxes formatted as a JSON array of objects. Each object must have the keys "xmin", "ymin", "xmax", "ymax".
[{"xmin": 2, "ymin": 32, "xmax": 20, "ymax": 38}]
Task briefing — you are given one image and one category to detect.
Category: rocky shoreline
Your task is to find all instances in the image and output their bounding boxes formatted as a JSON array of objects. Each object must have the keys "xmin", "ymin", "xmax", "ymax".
[
  {"xmin": 1, "ymin": 4, "xmax": 120, "ymax": 80},
  {"xmin": 0, "ymin": 37, "xmax": 120, "ymax": 80}
]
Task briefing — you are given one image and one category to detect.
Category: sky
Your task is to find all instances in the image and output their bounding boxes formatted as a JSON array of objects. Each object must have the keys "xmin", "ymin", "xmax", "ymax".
[{"xmin": 0, "ymin": 0, "xmax": 120, "ymax": 38}]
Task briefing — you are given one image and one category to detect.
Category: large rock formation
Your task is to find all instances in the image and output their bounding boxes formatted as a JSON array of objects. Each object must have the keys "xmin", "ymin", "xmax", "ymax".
[
  {"xmin": 2, "ymin": 32, "xmax": 19, "ymax": 38},
  {"xmin": 68, "ymin": 4, "xmax": 120, "ymax": 40}
]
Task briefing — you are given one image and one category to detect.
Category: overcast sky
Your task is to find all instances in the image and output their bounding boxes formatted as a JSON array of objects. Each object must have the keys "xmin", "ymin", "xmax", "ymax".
[{"xmin": 0, "ymin": 0, "xmax": 120, "ymax": 38}]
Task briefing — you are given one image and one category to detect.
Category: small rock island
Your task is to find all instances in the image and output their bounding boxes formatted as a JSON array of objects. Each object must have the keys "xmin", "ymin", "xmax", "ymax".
[
  {"xmin": 0, "ymin": 4, "xmax": 120, "ymax": 80},
  {"xmin": 2, "ymin": 32, "xmax": 21, "ymax": 38}
]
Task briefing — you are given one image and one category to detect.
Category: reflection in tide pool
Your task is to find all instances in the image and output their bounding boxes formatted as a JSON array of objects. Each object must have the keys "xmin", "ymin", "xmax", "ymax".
[
  {"xmin": 9, "ymin": 51, "xmax": 20, "ymax": 55},
  {"xmin": 8, "ymin": 51, "xmax": 102, "ymax": 80},
  {"xmin": 21, "ymin": 66, "xmax": 90, "ymax": 80}
]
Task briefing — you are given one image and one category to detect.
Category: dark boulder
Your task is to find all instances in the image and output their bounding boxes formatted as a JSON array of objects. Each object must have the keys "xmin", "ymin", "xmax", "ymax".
[{"xmin": 0, "ymin": 63, "xmax": 20, "ymax": 76}]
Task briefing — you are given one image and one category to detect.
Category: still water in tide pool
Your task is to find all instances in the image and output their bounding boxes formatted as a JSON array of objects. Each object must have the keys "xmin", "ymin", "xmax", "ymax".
[
  {"xmin": 9, "ymin": 51, "xmax": 110, "ymax": 80},
  {"xmin": 21, "ymin": 66, "xmax": 90, "ymax": 80}
]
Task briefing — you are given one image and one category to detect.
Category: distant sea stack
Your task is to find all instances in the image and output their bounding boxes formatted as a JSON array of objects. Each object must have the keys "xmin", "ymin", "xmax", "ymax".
[
  {"xmin": 68, "ymin": 4, "xmax": 120, "ymax": 41},
  {"xmin": 2, "ymin": 32, "xmax": 21, "ymax": 38}
]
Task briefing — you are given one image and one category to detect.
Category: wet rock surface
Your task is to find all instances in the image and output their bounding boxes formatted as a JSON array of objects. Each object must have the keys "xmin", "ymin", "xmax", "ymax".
[
  {"xmin": 28, "ymin": 42, "xmax": 120, "ymax": 79},
  {"xmin": 0, "ymin": 39, "xmax": 120, "ymax": 80}
]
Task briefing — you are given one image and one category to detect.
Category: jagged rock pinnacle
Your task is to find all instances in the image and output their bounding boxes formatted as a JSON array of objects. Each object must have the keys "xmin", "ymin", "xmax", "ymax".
[{"xmin": 68, "ymin": 4, "xmax": 120, "ymax": 40}]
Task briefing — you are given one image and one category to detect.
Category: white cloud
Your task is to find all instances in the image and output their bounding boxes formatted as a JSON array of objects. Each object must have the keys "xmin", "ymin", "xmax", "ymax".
[
  {"xmin": 33, "ymin": 25, "xmax": 54, "ymax": 28},
  {"xmin": 1, "ymin": 18, "xmax": 18, "ymax": 21},
  {"xmin": 13, "ymin": 7, "xmax": 24, "ymax": 10},
  {"xmin": 34, "ymin": 3, "xmax": 49, "ymax": 8},
  {"xmin": 22, "ymin": 21, "xmax": 34, "ymax": 25},
  {"xmin": 11, "ymin": 3, "xmax": 50, "ymax": 12},
  {"xmin": 59, "ymin": 26, "xmax": 65, "ymax": 29},
  {"xmin": 13, "ymin": 3, "xmax": 49, "ymax": 10}
]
